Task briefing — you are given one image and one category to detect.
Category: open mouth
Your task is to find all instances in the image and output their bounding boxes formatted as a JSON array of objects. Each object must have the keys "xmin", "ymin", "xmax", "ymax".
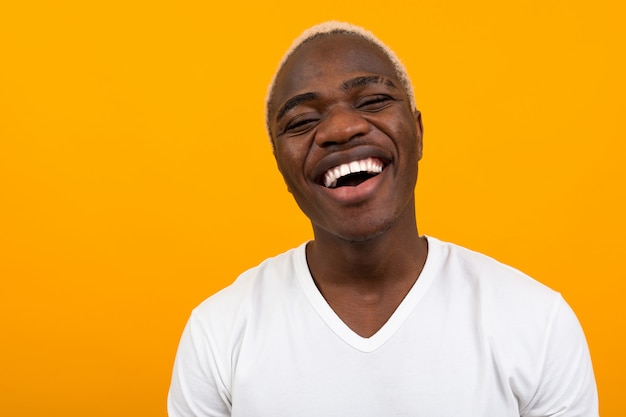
[{"xmin": 321, "ymin": 157, "xmax": 384, "ymax": 189}]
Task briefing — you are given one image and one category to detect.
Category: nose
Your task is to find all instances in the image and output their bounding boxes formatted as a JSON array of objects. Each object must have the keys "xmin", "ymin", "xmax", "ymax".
[{"xmin": 314, "ymin": 106, "xmax": 370, "ymax": 147}]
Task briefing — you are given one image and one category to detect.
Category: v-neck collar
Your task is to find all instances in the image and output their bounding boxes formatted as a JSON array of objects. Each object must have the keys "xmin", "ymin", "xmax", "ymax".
[{"xmin": 293, "ymin": 236, "xmax": 440, "ymax": 352}]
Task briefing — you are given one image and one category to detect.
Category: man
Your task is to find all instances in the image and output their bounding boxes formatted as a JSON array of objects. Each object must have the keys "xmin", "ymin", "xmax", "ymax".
[{"xmin": 168, "ymin": 22, "xmax": 598, "ymax": 416}]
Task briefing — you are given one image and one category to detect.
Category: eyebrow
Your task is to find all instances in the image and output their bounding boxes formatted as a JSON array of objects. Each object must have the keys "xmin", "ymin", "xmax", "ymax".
[
  {"xmin": 276, "ymin": 92, "xmax": 318, "ymax": 122},
  {"xmin": 341, "ymin": 75, "xmax": 396, "ymax": 91}
]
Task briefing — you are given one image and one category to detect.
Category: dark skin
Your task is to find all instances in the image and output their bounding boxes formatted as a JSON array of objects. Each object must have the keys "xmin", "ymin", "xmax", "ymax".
[
  {"xmin": 306, "ymin": 211, "xmax": 427, "ymax": 337},
  {"xmin": 269, "ymin": 34, "xmax": 428, "ymax": 338}
]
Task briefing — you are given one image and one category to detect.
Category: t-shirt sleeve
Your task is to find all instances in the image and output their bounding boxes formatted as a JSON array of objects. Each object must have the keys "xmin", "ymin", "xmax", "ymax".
[
  {"xmin": 168, "ymin": 311, "xmax": 232, "ymax": 417},
  {"xmin": 521, "ymin": 296, "xmax": 598, "ymax": 417}
]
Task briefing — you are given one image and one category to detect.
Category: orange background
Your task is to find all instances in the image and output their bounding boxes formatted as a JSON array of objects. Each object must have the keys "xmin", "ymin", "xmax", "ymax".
[{"xmin": 1, "ymin": 1, "xmax": 624, "ymax": 415}]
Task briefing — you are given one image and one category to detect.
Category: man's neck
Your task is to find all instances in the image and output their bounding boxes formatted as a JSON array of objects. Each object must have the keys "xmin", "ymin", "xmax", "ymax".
[
  {"xmin": 307, "ymin": 212, "xmax": 426, "ymax": 285},
  {"xmin": 305, "ymin": 214, "xmax": 428, "ymax": 337}
]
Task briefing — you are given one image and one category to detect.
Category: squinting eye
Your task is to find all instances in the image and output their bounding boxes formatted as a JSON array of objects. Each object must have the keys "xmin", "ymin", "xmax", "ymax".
[
  {"xmin": 283, "ymin": 117, "xmax": 319, "ymax": 135},
  {"xmin": 357, "ymin": 95, "xmax": 393, "ymax": 112}
]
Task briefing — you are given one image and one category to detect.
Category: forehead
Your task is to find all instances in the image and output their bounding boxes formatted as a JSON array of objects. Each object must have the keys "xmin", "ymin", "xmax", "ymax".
[{"xmin": 270, "ymin": 34, "xmax": 399, "ymax": 112}]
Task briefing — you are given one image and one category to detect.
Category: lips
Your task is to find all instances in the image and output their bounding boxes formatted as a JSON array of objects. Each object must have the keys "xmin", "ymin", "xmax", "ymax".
[{"xmin": 321, "ymin": 157, "xmax": 384, "ymax": 189}]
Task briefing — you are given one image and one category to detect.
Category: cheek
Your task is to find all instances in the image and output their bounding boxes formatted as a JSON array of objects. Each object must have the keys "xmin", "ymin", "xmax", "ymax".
[
  {"xmin": 276, "ymin": 136, "xmax": 312, "ymax": 166},
  {"xmin": 275, "ymin": 144, "xmax": 309, "ymax": 189},
  {"xmin": 398, "ymin": 120, "xmax": 421, "ymax": 160}
]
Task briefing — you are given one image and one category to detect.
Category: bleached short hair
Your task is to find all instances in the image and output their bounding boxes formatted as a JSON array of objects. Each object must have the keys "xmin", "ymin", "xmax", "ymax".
[{"xmin": 265, "ymin": 21, "xmax": 416, "ymax": 141}]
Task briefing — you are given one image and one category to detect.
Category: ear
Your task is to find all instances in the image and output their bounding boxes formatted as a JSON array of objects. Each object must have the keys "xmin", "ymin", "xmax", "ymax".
[{"xmin": 414, "ymin": 109, "xmax": 424, "ymax": 161}]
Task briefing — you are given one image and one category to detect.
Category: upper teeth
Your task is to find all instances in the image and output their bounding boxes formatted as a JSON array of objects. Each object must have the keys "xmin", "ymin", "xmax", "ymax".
[{"xmin": 323, "ymin": 157, "xmax": 384, "ymax": 188}]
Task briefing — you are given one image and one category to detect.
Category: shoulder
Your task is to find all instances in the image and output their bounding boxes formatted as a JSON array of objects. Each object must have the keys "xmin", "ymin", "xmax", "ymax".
[
  {"xmin": 426, "ymin": 235, "xmax": 559, "ymax": 304},
  {"xmin": 426, "ymin": 236, "xmax": 591, "ymax": 373},
  {"xmin": 189, "ymin": 243, "xmax": 308, "ymax": 331},
  {"xmin": 424, "ymin": 236, "xmax": 567, "ymax": 345},
  {"xmin": 425, "ymin": 237, "xmax": 597, "ymax": 414}
]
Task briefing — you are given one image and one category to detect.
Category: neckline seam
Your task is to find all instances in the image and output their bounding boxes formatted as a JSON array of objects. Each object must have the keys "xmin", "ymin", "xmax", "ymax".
[{"xmin": 293, "ymin": 236, "xmax": 441, "ymax": 353}]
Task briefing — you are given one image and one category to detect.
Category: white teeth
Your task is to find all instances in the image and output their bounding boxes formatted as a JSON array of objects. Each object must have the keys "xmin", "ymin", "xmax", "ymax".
[{"xmin": 323, "ymin": 157, "xmax": 384, "ymax": 188}]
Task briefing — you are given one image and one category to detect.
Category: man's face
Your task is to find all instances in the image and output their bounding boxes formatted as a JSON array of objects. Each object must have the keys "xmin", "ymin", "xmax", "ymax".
[{"xmin": 269, "ymin": 34, "xmax": 423, "ymax": 242}]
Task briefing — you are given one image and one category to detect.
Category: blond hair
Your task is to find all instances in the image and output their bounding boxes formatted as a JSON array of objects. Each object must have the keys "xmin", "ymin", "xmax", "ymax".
[{"xmin": 265, "ymin": 21, "xmax": 416, "ymax": 141}]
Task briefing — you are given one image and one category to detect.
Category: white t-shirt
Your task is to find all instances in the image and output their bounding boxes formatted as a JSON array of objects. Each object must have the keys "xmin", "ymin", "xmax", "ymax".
[{"xmin": 168, "ymin": 236, "xmax": 598, "ymax": 417}]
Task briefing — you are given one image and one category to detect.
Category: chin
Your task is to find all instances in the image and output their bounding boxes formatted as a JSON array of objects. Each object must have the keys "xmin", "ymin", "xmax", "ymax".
[{"xmin": 317, "ymin": 215, "xmax": 396, "ymax": 243}]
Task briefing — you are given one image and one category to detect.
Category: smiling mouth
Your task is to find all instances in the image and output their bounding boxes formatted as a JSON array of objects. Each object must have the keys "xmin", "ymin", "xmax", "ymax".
[{"xmin": 322, "ymin": 157, "xmax": 384, "ymax": 189}]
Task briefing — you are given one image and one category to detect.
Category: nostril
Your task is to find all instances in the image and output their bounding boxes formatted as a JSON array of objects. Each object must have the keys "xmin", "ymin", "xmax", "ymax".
[{"xmin": 314, "ymin": 110, "xmax": 370, "ymax": 147}]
